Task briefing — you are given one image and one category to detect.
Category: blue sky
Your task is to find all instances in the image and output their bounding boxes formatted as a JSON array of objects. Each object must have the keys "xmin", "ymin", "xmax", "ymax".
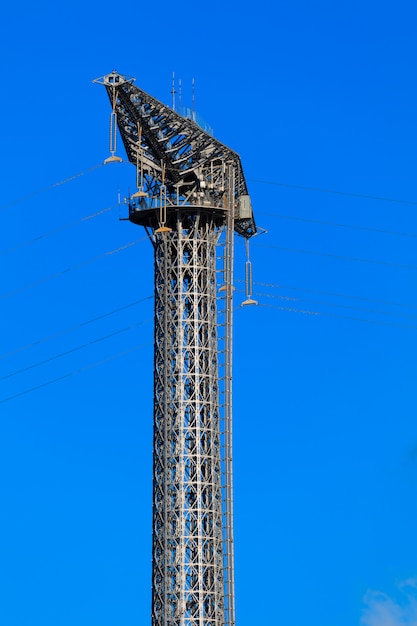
[{"xmin": 1, "ymin": 1, "xmax": 417, "ymax": 625}]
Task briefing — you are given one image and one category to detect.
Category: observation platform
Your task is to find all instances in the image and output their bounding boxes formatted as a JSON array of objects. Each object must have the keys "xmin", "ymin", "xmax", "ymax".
[{"xmin": 128, "ymin": 200, "xmax": 256, "ymax": 238}]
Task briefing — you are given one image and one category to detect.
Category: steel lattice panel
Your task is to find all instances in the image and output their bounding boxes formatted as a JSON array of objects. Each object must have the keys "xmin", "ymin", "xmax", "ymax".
[{"xmin": 152, "ymin": 215, "xmax": 224, "ymax": 626}]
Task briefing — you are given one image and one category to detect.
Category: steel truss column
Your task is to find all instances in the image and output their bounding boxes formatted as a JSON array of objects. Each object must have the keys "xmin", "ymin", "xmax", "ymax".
[{"xmin": 152, "ymin": 212, "xmax": 225, "ymax": 626}]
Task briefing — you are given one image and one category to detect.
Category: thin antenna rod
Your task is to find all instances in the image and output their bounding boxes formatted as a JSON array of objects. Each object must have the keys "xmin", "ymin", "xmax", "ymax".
[
  {"xmin": 178, "ymin": 78, "xmax": 182, "ymax": 112},
  {"xmin": 171, "ymin": 71, "xmax": 176, "ymax": 111}
]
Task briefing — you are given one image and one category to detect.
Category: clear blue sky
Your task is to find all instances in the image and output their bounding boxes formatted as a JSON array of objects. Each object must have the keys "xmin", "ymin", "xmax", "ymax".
[{"xmin": 1, "ymin": 2, "xmax": 417, "ymax": 625}]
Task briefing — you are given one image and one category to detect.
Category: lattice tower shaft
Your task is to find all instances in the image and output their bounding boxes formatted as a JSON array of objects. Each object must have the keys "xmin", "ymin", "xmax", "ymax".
[{"xmin": 152, "ymin": 212, "xmax": 228, "ymax": 626}]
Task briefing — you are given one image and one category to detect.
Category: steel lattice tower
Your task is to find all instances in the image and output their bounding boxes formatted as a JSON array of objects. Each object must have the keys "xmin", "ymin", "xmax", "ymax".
[{"xmin": 94, "ymin": 71, "xmax": 256, "ymax": 626}]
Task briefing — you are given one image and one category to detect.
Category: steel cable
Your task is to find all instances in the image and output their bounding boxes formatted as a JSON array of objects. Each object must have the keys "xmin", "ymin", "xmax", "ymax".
[
  {"xmin": 0, "ymin": 238, "xmax": 147, "ymax": 301},
  {"xmin": 0, "ymin": 342, "xmax": 151, "ymax": 405},
  {"xmin": 0, "ymin": 296, "xmax": 152, "ymax": 360},
  {"xmin": 0, "ymin": 162, "xmax": 109, "ymax": 211},
  {"xmin": 0, "ymin": 204, "xmax": 119, "ymax": 256},
  {"xmin": 256, "ymin": 211, "xmax": 417, "ymax": 238},
  {"xmin": 252, "ymin": 242, "xmax": 417, "ymax": 270},
  {"xmin": 0, "ymin": 317, "xmax": 152, "ymax": 381},
  {"xmin": 248, "ymin": 178, "xmax": 417, "ymax": 207}
]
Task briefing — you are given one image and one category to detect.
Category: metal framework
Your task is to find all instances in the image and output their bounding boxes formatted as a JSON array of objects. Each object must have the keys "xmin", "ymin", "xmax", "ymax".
[{"xmin": 94, "ymin": 71, "xmax": 256, "ymax": 626}]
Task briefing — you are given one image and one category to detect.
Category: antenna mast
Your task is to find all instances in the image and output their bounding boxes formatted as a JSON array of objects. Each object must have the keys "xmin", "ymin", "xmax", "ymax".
[{"xmin": 171, "ymin": 71, "xmax": 176, "ymax": 111}]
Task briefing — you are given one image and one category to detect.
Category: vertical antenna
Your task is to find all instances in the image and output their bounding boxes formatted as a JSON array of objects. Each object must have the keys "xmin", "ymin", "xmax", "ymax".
[
  {"xmin": 191, "ymin": 77, "xmax": 195, "ymax": 121},
  {"xmin": 171, "ymin": 71, "xmax": 176, "ymax": 111},
  {"xmin": 178, "ymin": 78, "xmax": 183, "ymax": 113}
]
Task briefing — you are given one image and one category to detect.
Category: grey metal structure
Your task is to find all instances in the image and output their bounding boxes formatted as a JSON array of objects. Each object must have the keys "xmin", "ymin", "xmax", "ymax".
[{"xmin": 94, "ymin": 71, "xmax": 256, "ymax": 626}]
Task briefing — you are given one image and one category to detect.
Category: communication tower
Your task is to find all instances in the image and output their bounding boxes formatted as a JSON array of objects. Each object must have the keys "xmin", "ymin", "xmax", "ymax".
[{"xmin": 94, "ymin": 71, "xmax": 256, "ymax": 626}]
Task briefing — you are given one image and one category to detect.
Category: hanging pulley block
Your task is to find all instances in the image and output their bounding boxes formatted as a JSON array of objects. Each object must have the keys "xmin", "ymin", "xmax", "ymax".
[
  {"xmin": 241, "ymin": 298, "xmax": 258, "ymax": 306},
  {"xmin": 104, "ymin": 155, "xmax": 123, "ymax": 164},
  {"xmin": 155, "ymin": 226, "xmax": 172, "ymax": 234}
]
